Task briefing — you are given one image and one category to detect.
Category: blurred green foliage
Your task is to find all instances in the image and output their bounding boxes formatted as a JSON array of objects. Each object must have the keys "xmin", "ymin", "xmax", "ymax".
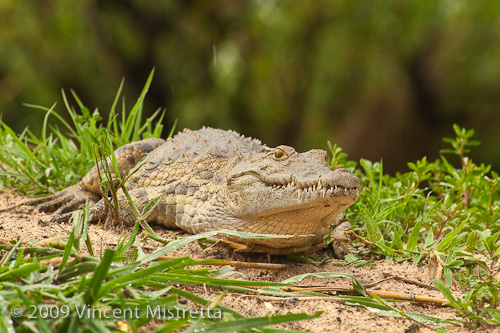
[{"xmin": 1, "ymin": 0, "xmax": 500, "ymax": 172}]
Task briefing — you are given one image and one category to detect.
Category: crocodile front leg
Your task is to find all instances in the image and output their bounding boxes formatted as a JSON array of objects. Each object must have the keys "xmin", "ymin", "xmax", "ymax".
[
  {"xmin": 26, "ymin": 138, "xmax": 165, "ymax": 218},
  {"xmin": 328, "ymin": 213, "xmax": 352, "ymax": 259}
]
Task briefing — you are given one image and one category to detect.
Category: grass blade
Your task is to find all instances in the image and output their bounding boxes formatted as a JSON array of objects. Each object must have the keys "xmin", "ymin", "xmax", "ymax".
[
  {"xmin": 406, "ymin": 220, "xmax": 421, "ymax": 251},
  {"xmin": 436, "ymin": 216, "xmax": 469, "ymax": 251},
  {"xmin": 83, "ymin": 249, "xmax": 115, "ymax": 306},
  {"xmin": 190, "ymin": 311, "xmax": 322, "ymax": 333}
]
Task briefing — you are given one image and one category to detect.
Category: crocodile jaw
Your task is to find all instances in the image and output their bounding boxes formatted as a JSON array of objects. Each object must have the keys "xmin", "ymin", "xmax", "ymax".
[{"xmin": 226, "ymin": 169, "xmax": 360, "ymax": 235}]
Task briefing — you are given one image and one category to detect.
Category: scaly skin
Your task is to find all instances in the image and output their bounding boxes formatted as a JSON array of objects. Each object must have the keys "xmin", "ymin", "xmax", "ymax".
[{"xmin": 27, "ymin": 127, "xmax": 361, "ymax": 255}]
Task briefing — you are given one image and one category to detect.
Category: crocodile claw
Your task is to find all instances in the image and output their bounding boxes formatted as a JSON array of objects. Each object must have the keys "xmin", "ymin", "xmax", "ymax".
[{"xmin": 24, "ymin": 183, "xmax": 100, "ymax": 219}]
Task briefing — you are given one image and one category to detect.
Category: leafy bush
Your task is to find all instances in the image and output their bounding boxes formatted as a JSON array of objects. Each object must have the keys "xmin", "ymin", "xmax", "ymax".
[{"xmin": 333, "ymin": 124, "xmax": 500, "ymax": 329}]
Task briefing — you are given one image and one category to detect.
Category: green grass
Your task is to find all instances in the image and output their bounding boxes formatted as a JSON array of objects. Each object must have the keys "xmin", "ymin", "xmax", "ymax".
[
  {"xmin": 1, "ymin": 72, "xmax": 499, "ymax": 331},
  {"xmin": 0, "ymin": 70, "xmax": 164, "ymax": 195},
  {"xmin": 0, "ymin": 224, "xmax": 325, "ymax": 332}
]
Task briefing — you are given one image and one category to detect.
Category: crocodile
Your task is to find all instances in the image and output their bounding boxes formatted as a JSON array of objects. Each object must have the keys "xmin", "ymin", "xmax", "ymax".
[{"xmin": 27, "ymin": 127, "xmax": 361, "ymax": 255}]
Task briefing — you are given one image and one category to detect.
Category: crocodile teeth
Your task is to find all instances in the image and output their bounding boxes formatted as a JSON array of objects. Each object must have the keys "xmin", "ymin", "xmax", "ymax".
[
  {"xmin": 322, "ymin": 188, "xmax": 327, "ymax": 197},
  {"xmin": 291, "ymin": 181, "xmax": 296, "ymax": 187},
  {"xmin": 297, "ymin": 188, "xmax": 303, "ymax": 199},
  {"xmin": 287, "ymin": 182, "xmax": 291, "ymax": 187},
  {"xmin": 313, "ymin": 185, "xmax": 317, "ymax": 191}
]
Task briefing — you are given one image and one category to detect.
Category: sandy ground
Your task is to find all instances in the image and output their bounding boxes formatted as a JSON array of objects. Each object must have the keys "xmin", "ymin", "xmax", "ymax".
[{"xmin": 0, "ymin": 191, "xmax": 468, "ymax": 333}]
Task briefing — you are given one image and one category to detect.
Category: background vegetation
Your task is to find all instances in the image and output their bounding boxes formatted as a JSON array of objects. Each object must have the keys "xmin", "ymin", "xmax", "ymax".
[{"xmin": 1, "ymin": 1, "xmax": 500, "ymax": 172}]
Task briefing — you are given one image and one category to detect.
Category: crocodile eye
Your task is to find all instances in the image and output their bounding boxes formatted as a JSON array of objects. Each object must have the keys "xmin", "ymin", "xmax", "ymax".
[{"xmin": 274, "ymin": 150, "xmax": 285, "ymax": 159}]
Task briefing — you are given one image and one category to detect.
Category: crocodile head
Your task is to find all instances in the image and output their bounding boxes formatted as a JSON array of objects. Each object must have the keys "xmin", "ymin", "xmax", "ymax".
[{"xmin": 225, "ymin": 145, "xmax": 361, "ymax": 244}]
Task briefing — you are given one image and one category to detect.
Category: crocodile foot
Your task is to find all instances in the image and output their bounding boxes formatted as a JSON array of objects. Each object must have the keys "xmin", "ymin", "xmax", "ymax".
[{"xmin": 24, "ymin": 183, "xmax": 100, "ymax": 217}]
